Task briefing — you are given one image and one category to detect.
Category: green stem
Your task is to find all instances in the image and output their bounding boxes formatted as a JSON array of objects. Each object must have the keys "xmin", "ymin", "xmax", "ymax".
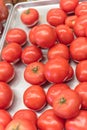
[
  {"xmin": 59, "ymin": 97, "xmax": 66, "ymax": 104},
  {"xmin": 32, "ymin": 66, "xmax": 38, "ymax": 73}
]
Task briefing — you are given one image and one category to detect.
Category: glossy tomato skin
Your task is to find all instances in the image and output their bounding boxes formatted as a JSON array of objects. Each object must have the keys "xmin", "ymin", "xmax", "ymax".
[
  {"xmin": 76, "ymin": 60, "xmax": 87, "ymax": 82},
  {"xmin": 21, "ymin": 45, "xmax": 43, "ymax": 65},
  {"xmin": 65, "ymin": 65, "xmax": 74, "ymax": 82},
  {"xmin": 56, "ymin": 24, "xmax": 74, "ymax": 46},
  {"xmin": 70, "ymin": 37, "xmax": 87, "ymax": 62},
  {"xmin": 6, "ymin": 28, "xmax": 27, "ymax": 46},
  {"xmin": 44, "ymin": 58, "xmax": 69, "ymax": 83},
  {"xmin": 1, "ymin": 42, "xmax": 22, "ymax": 63},
  {"xmin": 23, "ymin": 85, "xmax": 46, "ymax": 111},
  {"xmin": 21, "ymin": 8, "xmax": 39, "ymax": 27},
  {"xmin": 60, "ymin": 0, "xmax": 79, "ymax": 13},
  {"xmin": 47, "ymin": 8, "xmax": 67, "ymax": 26},
  {"xmin": 0, "ymin": 61, "xmax": 15, "ymax": 83},
  {"xmin": 47, "ymin": 83, "xmax": 70, "ymax": 106},
  {"xmin": 24, "ymin": 62, "xmax": 46, "ymax": 85},
  {"xmin": 53, "ymin": 89, "xmax": 82, "ymax": 119},
  {"xmin": 37, "ymin": 109, "xmax": 65, "ymax": 130},
  {"xmin": 65, "ymin": 110, "xmax": 87, "ymax": 130}
]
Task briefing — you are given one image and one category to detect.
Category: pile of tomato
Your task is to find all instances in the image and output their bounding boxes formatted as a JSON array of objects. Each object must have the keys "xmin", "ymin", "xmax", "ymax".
[{"xmin": 0, "ymin": 0, "xmax": 87, "ymax": 129}]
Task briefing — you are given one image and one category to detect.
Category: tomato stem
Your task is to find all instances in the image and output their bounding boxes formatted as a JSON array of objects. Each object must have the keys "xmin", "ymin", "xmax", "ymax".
[
  {"xmin": 12, "ymin": 125, "xmax": 20, "ymax": 130},
  {"xmin": 25, "ymin": 9, "xmax": 30, "ymax": 14},
  {"xmin": 59, "ymin": 97, "xmax": 66, "ymax": 104},
  {"xmin": 32, "ymin": 66, "xmax": 38, "ymax": 73}
]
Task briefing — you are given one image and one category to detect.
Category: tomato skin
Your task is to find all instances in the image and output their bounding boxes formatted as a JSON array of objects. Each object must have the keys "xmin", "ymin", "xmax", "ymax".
[
  {"xmin": 1, "ymin": 43, "xmax": 22, "ymax": 63},
  {"xmin": 56, "ymin": 24, "xmax": 74, "ymax": 46},
  {"xmin": 21, "ymin": 45, "xmax": 43, "ymax": 65},
  {"xmin": 47, "ymin": 83, "xmax": 70, "ymax": 106},
  {"xmin": 21, "ymin": 8, "xmax": 39, "ymax": 27},
  {"xmin": 0, "ymin": 124, "xmax": 4, "ymax": 130},
  {"xmin": 65, "ymin": 65, "xmax": 74, "ymax": 82},
  {"xmin": 53, "ymin": 89, "xmax": 82, "ymax": 119},
  {"xmin": 6, "ymin": 28, "xmax": 27, "ymax": 46},
  {"xmin": 47, "ymin": 8, "xmax": 67, "ymax": 26},
  {"xmin": 37, "ymin": 109, "xmax": 65, "ymax": 130},
  {"xmin": 65, "ymin": 110, "xmax": 87, "ymax": 130},
  {"xmin": 13, "ymin": 109, "xmax": 37, "ymax": 125},
  {"xmin": 0, "ymin": 61, "xmax": 15, "ymax": 83},
  {"xmin": 23, "ymin": 85, "xmax": 46, "ymax": 111},
  {"xmin": 44, "ymin": 58, "xmax": 69, "ymax": 83},
  {"xmin": 24, "ymin": 62, "xmax": 46, "ymax": 85}
]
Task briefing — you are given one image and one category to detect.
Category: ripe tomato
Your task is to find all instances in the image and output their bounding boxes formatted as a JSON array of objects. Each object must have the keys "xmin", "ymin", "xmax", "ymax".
[
  {"xmin": 0, "ymin": 109, "xmax": 12, "ymax": 127},
  {"xmin": 5, "ymin": 119, "xmax": 37, "ymax": 130},
  {"xmin": 56, "ymin": 24, "xmax": 74, "ymax": 46},
  {"xmin": 47, "ymin": 83, "xmax": 70, "ymax": 106},
  {"xmin": 23, "ymin": 85, "xmax": 46, "ymax": 111},
  {"xmin": 37, "ymin": 109, "xmax": 65, "ymax": 130},
  {"xmin": 0, "ymin": 61, "xmax": 15, "ymax": 83},
  {"xmin": 6, "ymin": 28, "xmax": 27, "ymax": 46},
  {"xmin": 47, "ymin": 8, "xmax": 67, "ymax": 26},
  {"xmin": 44, "ymin": 58, "xmax": 69, "ymax": 83},
  {"xmin": 24, "ymin": 62, "xmax": 46, "ymax": 85},
  {"xmin": 21, "ymin": 45, "xmax": 43, "ymax": 65},
  {"xmin": 53, "ymin": 89, "xmax": 82, "ymax": 119},
  {"xmin": 21, "ymin": 8, "xmax": 39, "ymax": 27},
  {"xmin": 13, "ymin": 109, "xmax": 37, "ymax": 125},
  {"xmin": 0, "ymin": 124, "xmax": 4, "ymax": 130},
  {"xmin": 70, "ymin": 37, "xmax": 87, "ymax": 62},
  {"xmin": 65, "ymin": 110, "xmax": 87, "ymax": 130},
  {"xmin": 47, "ymin": 43, "xmax": 70, "ymax": 61},
  {"xmin": 76, "ymin": 60, "xmax": 87, "ymax": 82},
  {"xmin": 1, "ymin": 42, "xmax": 22, "ymax": 63},
  {"xmin": 60, "ymin": 0, "xmax": 79, "ymax": 13}
]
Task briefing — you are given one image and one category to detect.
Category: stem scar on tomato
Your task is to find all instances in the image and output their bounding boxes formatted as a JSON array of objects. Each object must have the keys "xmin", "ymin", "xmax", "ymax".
[
  {"xmin": 59, "ymin": 97, "xmax": 66, "ymax": 104},
  {"xmin": 32, "ymin": 66, "xmax": 39, "ymax": 73},
  {"xmin": 25, "ymin": 9, "xmax": 30, "ymax": 14},
  {"xmin": 12, "ymin": 124, "xmax": 20, "ymax": 130}
]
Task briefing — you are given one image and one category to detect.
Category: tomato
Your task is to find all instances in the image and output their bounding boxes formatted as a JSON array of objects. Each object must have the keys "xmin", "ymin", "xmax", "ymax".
[
  {"xmin": 24, "ymin": 62, "xmax": 46, "ymax": 85},
  {"xmin": 1, "ymin": 42, "xmax": 22, "ymax": 63},
  {"xmin": 70, "ymin": 37, "xmax": 87, "ymax": 62},
  {"xmin": 44, "ymin": 58, "xmax": 69, "ymax": 83},
  {"xmin": 75, "ymin": 1, "xmax": 87, "ymax": 16},
  {"xmin": 53, "ymin": 89, "xmax": 82, "ymax": 119},
  {"xmin": 0, "ymin": 109, "xmax": 12, "ymax": 127},
  {"xmin": 21, "ymin": 45, "xmax": 43, "ymax": 65},
  {"xmin": 0, "ymin": 124, "xmax": 4, "ymax": 130},
  {"xmin": 0, "ymin": 61, "xmax": 15, "ymax": 83},
  {"xmin": 13, "ymin": 109, "xmax": 37, "ymax": 125},
  {"xmin": 65, "ymin": 110, "xmax": 87, "ymax": 130},
  {"xmin": 37, "ymin": 109, "xmax": 65, "ymax": 130},
  {"xmin": 47, "ymin": 8, "xmax": 67, "ymax": 26},
  {"xmin": 76, "ymin": 60, "xmax": 87, "ymax": 82},
  {"xmin": 56, "ymin": 24, "xmax": 74, "ymax": 46},
  {"xmin": 21, "ymin": 8, "xmax": 39, "ymax": 27},
  {"xmin": 23, "ymin": 85, "xmax": 46, "ymax": 111},
  {"xmin": 29, "ymin": 24, "xmax": 57, "ymax": 48},
  {"xmin": 47, "ymin": 43, "xmax": 70, "ymax": 61},
  {"xmin": 47, "ymin": 83, "xmax": 70, "ymax": 106},
  {"xmin": 6, "ymin": 28, "xmax": 27, "ymax": 46},
  {"xmin": 60, "ymin": 0, "xmax": 79, "ymax": 13},
  {"xmin": 5, "ymin": 119, "xmax": 37, "ymax": 130}
]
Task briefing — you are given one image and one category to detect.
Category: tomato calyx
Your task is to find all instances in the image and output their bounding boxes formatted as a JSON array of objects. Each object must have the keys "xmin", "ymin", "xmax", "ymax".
[
  {"xmin": 25, "ymin": 9, "xmax": 30, "ymax": 14},
  {"xmin": 59, "ymin": 97, "xmax": 66, "ymax": 104},
  {"xmin": 12, "ymin": 124, "xmax": 20, "ymax": 130},
  {"xmin": 32, "ymin": 66, "xmax": 39, "ymax": 73}
]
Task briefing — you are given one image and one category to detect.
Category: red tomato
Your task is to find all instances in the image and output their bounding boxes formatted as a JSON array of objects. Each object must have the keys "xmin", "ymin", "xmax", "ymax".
[
  {"xmin": 0, "ymin": 124, "xmax": 4, "ymax": 130},
  {"xmin": 75, "ymin": 1, "xmax": 87, "ymax": 16},
  {"xmin": 70, "ymin": 37, "xmax": 87, "ymax": 62},
  {"xmin": 13, "ymin": 109, "xmax": 37, "ymax": 125},
  {"xmin": 29, "ymin": 24, "xmax": 57, "ymax": 48},
  {"xmin": 0, "ymin": 110, "xmax": 12, "ymax": 127},
  {"xmin": 37, "ymin": 109, "xmax": 65, "ymax": 130},
  {"xmin": 21, "ymin": 45, "xmax": 43, "ymax": 65},
  {"xmin": 24, "ymin": 62, "xmax": 46, "ymax": 85},
  {"xmin": 60, "ymin": 0, "xmax": 79, "ymax": 13},
  {"xmin": 5, "ymin": 119, "xmax": 37, "ymax": 130},
  {"xmin": 0, "ymin": 61, "xmax": 15, "ymax": 83},
  {"xmin": 47, "ymin": 43, "xmax": 70, "ymax": 61},
  {"xmin": 76, "ymin": 60, "xmax": 87, "ymax": 82},
  {"xmin": 53, "ymin": 89, "xmax": 82, "ymax": 119},
  {"xmin": 1, "ymin": 43, "xmax": 22, "ymax": 63},
  {"xmin": 44, "ymin": 58, "xmax": 69, "ymax": 83},
  {"xmin": 47, "ymin": 8, "xmax": 67, "ymax": 26},
  {"xmin": 6, "ymin": 28, "xmax": 27, "ymax": 46},
  {"xmin": 23, "ymin": 85, "xmax": 46, "ymax": 111},
  {"xmin": 47, "ymin": 83, "xmax": 70, "ymax": 106},
  {"xmin": 21, "ymin": 8, "xmax": 39, "ymax": 27},
  {"xmin": 56, "ymin": 24, "xmax": 74, "ymax": 46},
  {"xmin": 65, "ymin": 110, "xmax": 87, "ymax": 130}
]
